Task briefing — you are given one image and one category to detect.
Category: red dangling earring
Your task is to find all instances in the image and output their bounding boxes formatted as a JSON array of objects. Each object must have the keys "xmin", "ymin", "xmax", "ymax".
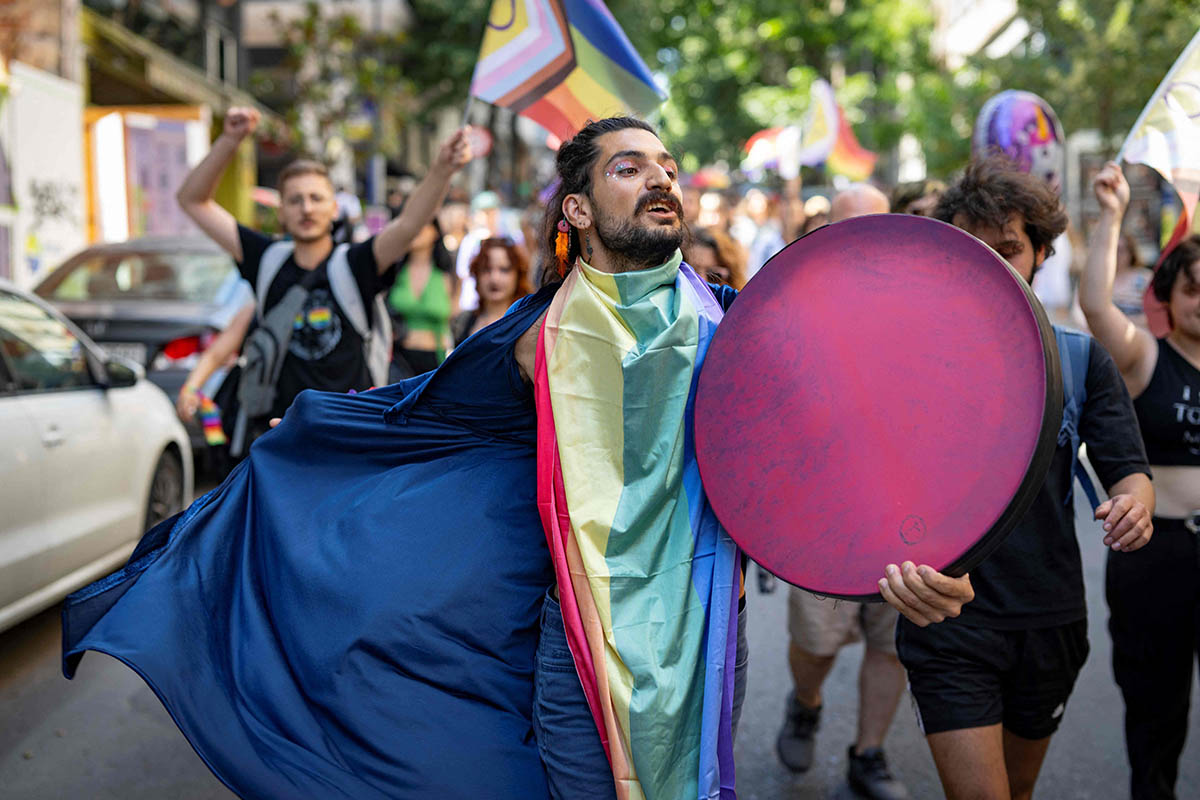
[{"xmin": 555, "ymin": 219, "xmax": 570, "ymax": 277}]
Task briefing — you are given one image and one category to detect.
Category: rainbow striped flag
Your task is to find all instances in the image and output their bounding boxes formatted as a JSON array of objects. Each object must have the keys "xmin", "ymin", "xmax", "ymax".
[
  {"xmin": 826, "ymin": 103, "xmax": 877, "ymax": 182},
  {"xmin": 469, "ymin": 0, "xmax": 666, "ymax": 142},
  {"xmin": 197, "ymin": 391, "xmax": 227, "ymax": 447},
  {"xmin": 534, "ymin": 252, "xmax": 740, "ymax": 800}
]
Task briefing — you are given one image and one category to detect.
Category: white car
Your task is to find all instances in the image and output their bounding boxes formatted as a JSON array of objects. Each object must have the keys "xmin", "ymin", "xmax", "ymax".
[{"xmin": 0, "ymin": 278, "xmax": 193, "ymax": 633}]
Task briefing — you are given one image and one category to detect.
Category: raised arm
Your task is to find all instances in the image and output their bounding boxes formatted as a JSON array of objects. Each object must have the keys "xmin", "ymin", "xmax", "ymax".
[
  {"xmin": 780, "ymin": 175, "xmax": 806, "ymax": 241},
  {"xmin": 1078, "ymin": 162, "xmax": 1157, "ymax": 393},
  {"xmin": 372, "ymin": 129, "xmax": 472, "ymax": 273},
  {"xmin": 177, "ymin": 107, "xmax": 261, "ymax": 262}
]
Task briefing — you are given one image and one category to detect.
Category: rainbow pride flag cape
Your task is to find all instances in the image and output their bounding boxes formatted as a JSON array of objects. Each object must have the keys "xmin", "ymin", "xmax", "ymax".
[
  {"xmin": 534, "ymin": 253, "xmax": 740, "ymax": 800},
  {"xmin": 469, "ymin": 0, "xmax": 666, "ymax": 142}
]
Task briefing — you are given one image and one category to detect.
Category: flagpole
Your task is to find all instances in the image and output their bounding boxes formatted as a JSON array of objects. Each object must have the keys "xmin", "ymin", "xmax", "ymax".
[
  {"xmin": 1116, "ymin": 27, "xmax": 1200, "ymax": 163},
  {"xmin": 461, "ymin": 1, "xmax": 492, "ymax": 131}
]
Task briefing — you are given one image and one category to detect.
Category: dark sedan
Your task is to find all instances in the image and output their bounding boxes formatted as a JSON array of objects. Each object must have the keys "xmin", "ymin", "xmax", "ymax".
[{"xmin": 34, "ymin": 237, "xmax": 250, "ymax": 450}]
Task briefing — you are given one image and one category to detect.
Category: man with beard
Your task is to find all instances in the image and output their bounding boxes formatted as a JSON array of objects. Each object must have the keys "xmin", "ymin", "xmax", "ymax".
[
  {"xmin": 66, "ymin": 116, "xmax": 973, "ymax": 800},
  {"xmin": 177, "ymin": 106, "xmax": 470, "ymax": 437},
  {"xmin": 520, "ymin": 116, "xmax": 975, "ymax": 799}
]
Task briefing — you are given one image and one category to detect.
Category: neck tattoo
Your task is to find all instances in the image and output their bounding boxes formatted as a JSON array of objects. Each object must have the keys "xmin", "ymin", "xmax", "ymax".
[{"xmin": 585, "ymin": 233, "xmax": 594, "ymax": 261}]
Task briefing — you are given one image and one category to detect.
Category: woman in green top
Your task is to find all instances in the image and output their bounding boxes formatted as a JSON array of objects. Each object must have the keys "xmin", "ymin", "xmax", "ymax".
[{"xmin": 387, "ymin": 219, "xmax": 457, "ymax": 378}]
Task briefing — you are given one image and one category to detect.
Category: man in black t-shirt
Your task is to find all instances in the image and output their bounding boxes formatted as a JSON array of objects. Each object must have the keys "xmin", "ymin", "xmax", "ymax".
[
  {"xmin": 233, "ymin": 225, "xmax": 379, "ymax": 419},
  {"xmin": 177, "ymin": 106, "xmax": 470, "ymax": 424},
  {"xmin": 897, "ymin": 156, "xmax": 1155, "ymax": 800}
]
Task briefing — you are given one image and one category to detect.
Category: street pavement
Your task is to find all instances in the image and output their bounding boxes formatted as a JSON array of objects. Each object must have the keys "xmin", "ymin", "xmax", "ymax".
[{"xmin": 1, "ymin": 486, "xmax": 1197, "ymax": 799}]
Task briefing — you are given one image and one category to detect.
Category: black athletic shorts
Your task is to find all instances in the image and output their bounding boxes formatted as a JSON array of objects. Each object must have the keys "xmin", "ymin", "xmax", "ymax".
[{"xmin": 895, "ymin": 618, "xmax": 1089, "ymax": 740}]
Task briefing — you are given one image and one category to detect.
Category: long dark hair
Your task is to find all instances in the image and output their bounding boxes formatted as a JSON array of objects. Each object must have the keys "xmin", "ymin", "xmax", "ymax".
[{"xmin": 538, "ymin": 117, "xmax": 658, "ymax": 287}]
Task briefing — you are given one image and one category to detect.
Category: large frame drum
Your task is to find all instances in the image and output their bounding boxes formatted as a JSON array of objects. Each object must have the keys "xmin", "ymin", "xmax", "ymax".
[{"xmin": 696, "ymin": 214, "xmax": 1062, "ymax": 600}]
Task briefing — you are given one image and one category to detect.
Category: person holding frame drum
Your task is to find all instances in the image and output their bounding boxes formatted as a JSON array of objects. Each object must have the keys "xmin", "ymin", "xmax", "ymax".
[{"xmin": 897, "ymin": 156, "xmax": 1155, "ymax": 800}]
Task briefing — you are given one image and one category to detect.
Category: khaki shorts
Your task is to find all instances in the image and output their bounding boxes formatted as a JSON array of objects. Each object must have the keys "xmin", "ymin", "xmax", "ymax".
[{"xmin": 787, "ymin": 586, "xmax": 898, "ymax": 656}]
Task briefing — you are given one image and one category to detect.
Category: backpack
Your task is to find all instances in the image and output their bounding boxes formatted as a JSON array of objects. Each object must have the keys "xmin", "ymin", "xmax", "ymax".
[
  {"xmin": 1053, "ymin": 325, "xmax": 1102, "ymax": 511},
  {"xmin": 253, "ymin": 241, "xmax": 393, "ymax": 390},
  {"xmin": 230, "ymin": 269, "xmax": 319, "ymax": 456},
  {"xmin": 229, "ymin": 241, "xmax": 393, "ymax": 456}
]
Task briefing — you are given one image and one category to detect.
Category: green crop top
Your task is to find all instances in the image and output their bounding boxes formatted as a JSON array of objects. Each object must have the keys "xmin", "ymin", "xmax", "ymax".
[{"xmin": 388, "ymin": 264, "xmax": 452, "ymax": 335}]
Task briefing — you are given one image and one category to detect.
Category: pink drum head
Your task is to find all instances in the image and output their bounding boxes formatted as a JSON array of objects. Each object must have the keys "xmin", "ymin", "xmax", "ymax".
[{"xmin": 696, "ymin": 214, "xmax": 1061, "ymax": 600}]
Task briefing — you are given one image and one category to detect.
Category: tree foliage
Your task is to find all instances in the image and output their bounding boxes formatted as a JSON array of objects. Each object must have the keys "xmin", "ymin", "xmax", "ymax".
[
  {"xmin": 249, "ymin": 0, "xmax": 491, "ymax": 161},
  {"xmin": 611, "ymin": 0, "xmax": 989, "ymax": 178},
  {"xmin": 250, "ymin": 0, "xmax": 1200, "ymax": 181}
]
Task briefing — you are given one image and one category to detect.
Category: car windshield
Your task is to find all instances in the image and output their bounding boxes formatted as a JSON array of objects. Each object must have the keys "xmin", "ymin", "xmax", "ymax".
[{"xmin": 41, "ymin": 250, "xmax": 237, "ymax": 303}]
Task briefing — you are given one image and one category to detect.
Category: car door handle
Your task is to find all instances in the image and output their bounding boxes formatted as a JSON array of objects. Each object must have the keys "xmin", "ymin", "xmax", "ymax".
[{"xmin": 42, "ymin": 425, "xmax": 65, "ymax": 448}]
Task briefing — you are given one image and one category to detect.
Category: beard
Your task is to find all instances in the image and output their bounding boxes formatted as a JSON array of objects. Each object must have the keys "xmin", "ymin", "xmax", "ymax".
[{"xmin": 592, "ymin": 206, "xmax": 684, "ymax": 271}]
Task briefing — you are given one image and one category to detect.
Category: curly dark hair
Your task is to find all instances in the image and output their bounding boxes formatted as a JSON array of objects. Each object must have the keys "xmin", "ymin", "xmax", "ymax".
[
  {"xmin": 934, "ymin": 155, "xmax": 1068, "ymax": 262},
  {"xmin": 539, "ymin": 117, "xmax": 658, "ymax": 287},
  {"xmin": 1151, "ymin": 234, "xmax": 1200, "ymax": 304}
]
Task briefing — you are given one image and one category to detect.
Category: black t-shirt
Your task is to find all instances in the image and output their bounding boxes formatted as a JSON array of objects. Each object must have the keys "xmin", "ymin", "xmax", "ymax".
[
  {"xmin": 955, "ymin": 340, "xmax": 1150, "ymax": 629},
  {"xmin": 1133, "ymin": 338, "xmax": 1200, "ymax": 466},
  {"xmin": 237, "ymin": 225, "xmax": 384, "ymax": 418}
]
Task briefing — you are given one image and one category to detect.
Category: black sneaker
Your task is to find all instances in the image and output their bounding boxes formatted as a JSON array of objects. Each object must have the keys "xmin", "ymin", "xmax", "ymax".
[
  {"xmin": 776, "ymin": 693, "xmax": 821, "ymax": 772},
  {"xmin": 847, "ymin": 746, "xmax": 910, "ymax": 800}
]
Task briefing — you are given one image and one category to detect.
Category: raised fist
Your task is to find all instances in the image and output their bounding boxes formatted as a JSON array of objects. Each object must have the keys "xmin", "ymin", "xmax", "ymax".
[
  {"xmin": 223, "ymin": 107, "xmax": 261, "ymax": 141},
  {"xmin": 1092, "ymin": 160, "xmax": 1130, "ymax": 217},
  {"xmin": 435, "ymin": 128, "xmax": 473, "ymax": 173}
]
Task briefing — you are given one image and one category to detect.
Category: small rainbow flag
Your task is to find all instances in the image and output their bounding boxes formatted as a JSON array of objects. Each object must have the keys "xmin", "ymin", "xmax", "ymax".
[
  {"xmin": 825, "ymin": 104, "xmax": 877, "ymax": 182},
  {"xmin": 469, "ymin": 0, "xmax": 666, "ymax": 142},
  {"xmin": 197, "ymin": 391, "xmax": 227, "ymax": 447},
  {"xmin": 306, "ymin": 307, "xmax": 332, "ymax": 329}
]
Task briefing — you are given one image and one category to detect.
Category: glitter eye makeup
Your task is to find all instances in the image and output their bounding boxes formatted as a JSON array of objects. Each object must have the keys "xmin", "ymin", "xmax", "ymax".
[
  {"xmin": 603, "ymin": 152, "xmax": 681, "ymax": 182},
  {"xmin": 605, "ymin": 160, "xmax": 639, "ymax": 180}
]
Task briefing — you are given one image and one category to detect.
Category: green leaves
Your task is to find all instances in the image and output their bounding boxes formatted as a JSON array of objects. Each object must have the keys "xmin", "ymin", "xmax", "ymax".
[{"xmin": 610, "ymin": 0, "xmax": 981, "ymax": 176}]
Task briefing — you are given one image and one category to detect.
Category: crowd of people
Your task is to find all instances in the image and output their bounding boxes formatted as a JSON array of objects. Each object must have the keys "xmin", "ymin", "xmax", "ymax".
[{"xmin": 70, "ymin": 100, "xmax": 1199, "ymax": 800}]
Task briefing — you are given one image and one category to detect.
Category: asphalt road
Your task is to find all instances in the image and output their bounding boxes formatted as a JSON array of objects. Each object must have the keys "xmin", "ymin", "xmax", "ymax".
[{"xmin": 1, "ymin": 487, "xmax": 1197, "ymax": 799}]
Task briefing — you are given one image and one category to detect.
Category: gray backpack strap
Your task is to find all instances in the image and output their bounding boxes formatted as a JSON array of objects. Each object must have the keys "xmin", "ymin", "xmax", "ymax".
[
  {"xmin": 1053, "ymin": 325, "xmax": 1101, "ymax": 510},
  {"xmin": 231, "ymin": 282, "xmax": 310, "ymax": 456},
  {"xmin": 255, "ymin": 241, "xmax": 296, "ymax": 318},
  {"xmin": 368, "ymin": 294, "xmax": 394, "ymax": 386},
  {"xmin": 327, "ymin": 245, "xmax": 368, "ymax": 335},
  {"xmin": 328, "ymin": 244, "xmax": 393, "ymax": 387}
]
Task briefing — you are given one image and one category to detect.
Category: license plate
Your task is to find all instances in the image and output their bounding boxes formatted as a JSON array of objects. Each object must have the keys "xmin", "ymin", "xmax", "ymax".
[{"xmin": 103, "ymin": 342, "xmax": 148, "ymax": 365}]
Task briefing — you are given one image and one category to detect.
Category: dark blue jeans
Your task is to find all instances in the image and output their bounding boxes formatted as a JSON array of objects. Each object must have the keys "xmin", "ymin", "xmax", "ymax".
[{"xmin": 533, "ymin": 590, "xmax": 749, "ymax": 799}]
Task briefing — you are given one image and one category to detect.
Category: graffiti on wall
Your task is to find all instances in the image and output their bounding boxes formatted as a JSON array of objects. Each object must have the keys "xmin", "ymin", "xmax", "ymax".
[{"xmin": 24, "ymin": 178, "xmax": 80, "ymax": 276}]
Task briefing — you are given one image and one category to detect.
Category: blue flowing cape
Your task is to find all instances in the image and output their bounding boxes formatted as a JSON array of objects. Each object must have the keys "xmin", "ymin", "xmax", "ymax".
[{"xmin": 62, "ymin": 286, "xmax": 559, "ymax": 799}]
